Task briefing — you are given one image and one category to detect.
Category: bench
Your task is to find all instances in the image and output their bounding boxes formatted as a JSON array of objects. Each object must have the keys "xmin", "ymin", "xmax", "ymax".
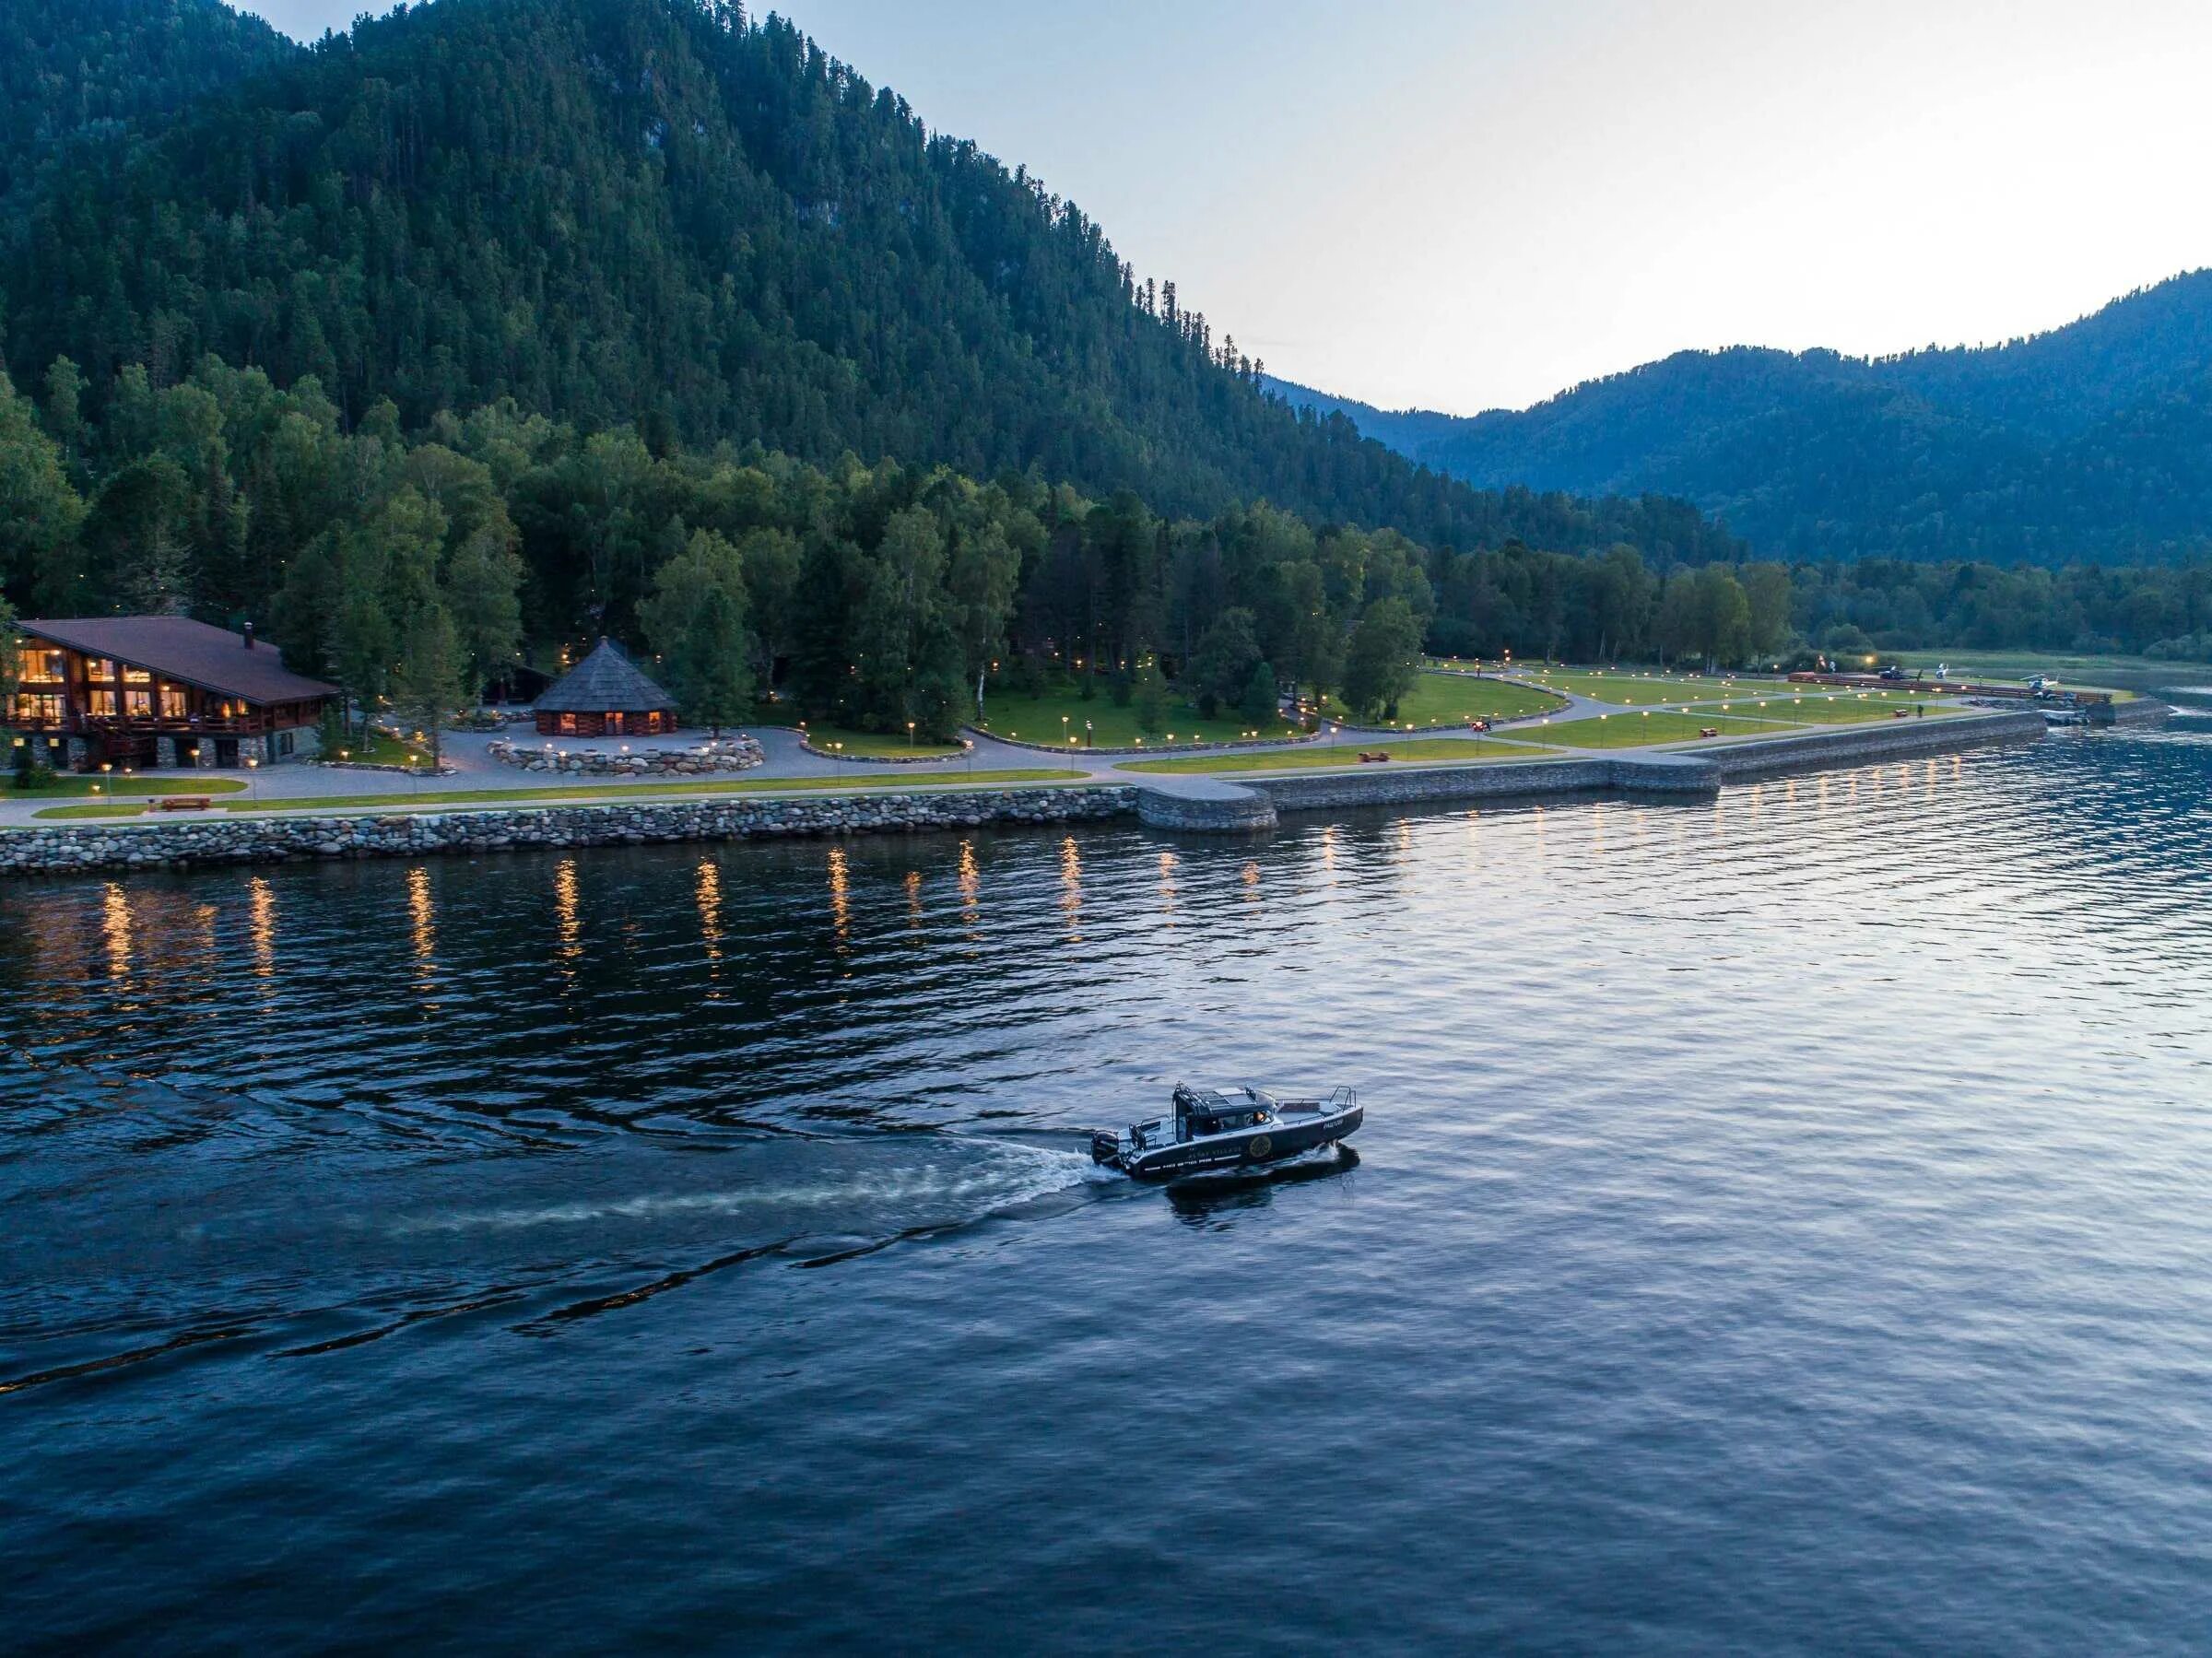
[
  {"xmin": 1356, "ymin": 750, "xmax": 1391, "ymax": 763},
  {"xmin": 1698, "ymin": 727, "xmax": 1721, "ymax": 738},
  {"xmin": 151, "ymin": 795, "xmax": 215, "ymax": 812}
]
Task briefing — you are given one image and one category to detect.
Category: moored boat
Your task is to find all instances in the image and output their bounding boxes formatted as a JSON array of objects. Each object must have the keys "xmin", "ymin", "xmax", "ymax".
[{"xmin": 1090, "ymin": 1084, "xmax": 1362, "ymax": 1181}]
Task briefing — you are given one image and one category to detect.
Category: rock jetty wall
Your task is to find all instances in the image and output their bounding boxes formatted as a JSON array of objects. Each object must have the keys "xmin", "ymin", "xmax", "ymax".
[{"xmin": 0, "ymin": 789, "xmax": 1130, "ymax": 876}]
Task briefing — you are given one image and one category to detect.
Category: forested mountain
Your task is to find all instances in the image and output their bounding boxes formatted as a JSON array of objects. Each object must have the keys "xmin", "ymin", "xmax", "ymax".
[
  {"xmin": 0, "ymin": 0, "xmax": 1733, "ymax": 568},
  {"xmin": 0, "ymin": 0, "xmax": 295, "ymax": 217},
  {"xmin": 5, "ymin": 0, "xmax": 2204, "ymax": 728},
  {"xmin": 1271, "ymin": 272, "xmax": 2212, "ymax": 565}
]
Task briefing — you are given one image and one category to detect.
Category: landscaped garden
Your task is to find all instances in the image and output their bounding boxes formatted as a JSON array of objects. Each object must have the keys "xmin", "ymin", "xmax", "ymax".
[
  {"xmin": 970, "ymin": 685, "xmax": 1303, "ymax": 748},
  {"xmin": 1683, "ymin": 691, "xmax": 1957, "ymax": 724},
  {"xmin": 1317, "ymin": 672, "xmax": 1565, "ymax": 729},
  {"xmin": 794, "ymin": 723, "xmax": 965, "ymax": 759},
  {"xmin": 323, "ymin": 728, "xmax": 429, "ymax": 766},
  {"xmin": 1118, "ymin": 735, "xmax": 1558, "ymax": 773},
  {"xmin": 1504, "ymin": 667, "xmax": 1805, "ymax": 705},
  {"xmin": 1510, "ymin": 710, "xmax": 1807, "ymax": 747}
]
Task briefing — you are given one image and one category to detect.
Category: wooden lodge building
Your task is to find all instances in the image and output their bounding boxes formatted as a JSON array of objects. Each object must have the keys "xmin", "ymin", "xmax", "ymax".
[
  {"xmin": 533, "ymin": 639, "xmax": 680, "ymax": 738},
  {"xmin": 12, "ymin": 617, "xmax": 338, "ymax": 771}
]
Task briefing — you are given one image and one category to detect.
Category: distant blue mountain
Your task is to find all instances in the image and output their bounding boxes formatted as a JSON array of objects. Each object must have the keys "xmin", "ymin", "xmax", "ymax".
[{"xmin": 1266, "ymin": 271, "xmax": 2212, "ymax": 563}]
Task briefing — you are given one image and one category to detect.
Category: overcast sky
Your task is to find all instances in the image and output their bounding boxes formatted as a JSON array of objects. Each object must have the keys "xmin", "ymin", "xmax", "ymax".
[{"xmin": 241, "ymin": 0, "xmax": 2212, "ymax": 416}]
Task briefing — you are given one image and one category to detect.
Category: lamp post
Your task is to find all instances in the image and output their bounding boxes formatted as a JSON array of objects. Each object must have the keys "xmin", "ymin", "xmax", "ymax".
[
  {"xmin": 245, "ymin": 753, "xmax": 259, "ymax": 808},
  {"xmin": 906, "ymin": 720, "xmax": 916, "ymax": 751}
]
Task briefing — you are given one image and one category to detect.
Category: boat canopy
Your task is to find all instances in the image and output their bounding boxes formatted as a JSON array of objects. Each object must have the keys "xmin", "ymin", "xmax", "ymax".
[{"xmin": 1172, "ymin": 1084, "xmax": 1276, "ymax": 1120}]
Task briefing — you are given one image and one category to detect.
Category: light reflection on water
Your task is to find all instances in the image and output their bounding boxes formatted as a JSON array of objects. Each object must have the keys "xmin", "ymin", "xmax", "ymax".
[{"xmin": 2, "ymin": 727, "xmax": 2211, "ymax": 1650}]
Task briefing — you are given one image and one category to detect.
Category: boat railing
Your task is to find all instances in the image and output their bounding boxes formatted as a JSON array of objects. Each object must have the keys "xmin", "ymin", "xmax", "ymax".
[{"xmin": 1275, "ymin": 1086, "xmax": 1356, "ymax": 1116}]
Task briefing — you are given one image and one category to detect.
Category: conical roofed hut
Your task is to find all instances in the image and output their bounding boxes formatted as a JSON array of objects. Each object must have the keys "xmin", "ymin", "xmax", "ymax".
[{"xmin": 533, "ymin": 639, "xmax": 679, "ymax": 738}]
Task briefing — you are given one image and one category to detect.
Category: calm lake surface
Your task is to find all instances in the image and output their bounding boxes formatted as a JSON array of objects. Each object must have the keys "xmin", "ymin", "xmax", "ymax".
[{"xmin": 6, "ymin": 709, "xmax": 2211, "ymax": 1652}]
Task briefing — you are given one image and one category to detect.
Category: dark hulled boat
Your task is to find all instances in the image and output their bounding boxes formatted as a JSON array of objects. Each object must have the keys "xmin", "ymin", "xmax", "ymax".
[{"xmin": 1090, "ymin": 1084, "xmax": 1362, "ymax": 1182}]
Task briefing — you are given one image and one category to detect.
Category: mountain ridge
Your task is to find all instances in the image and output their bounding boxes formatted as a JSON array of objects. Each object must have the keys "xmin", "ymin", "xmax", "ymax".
[
  {"xmin": 1268, "ymin": 270, "xmax": 2212, "ymax": 564},
  {"xmin": 0, "ymin": 0, "xmax": 1735, "ymax": 567}
]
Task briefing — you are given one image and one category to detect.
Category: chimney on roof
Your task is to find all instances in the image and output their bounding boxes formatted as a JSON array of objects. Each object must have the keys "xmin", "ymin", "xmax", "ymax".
[{"xmin": 243, "ymin": 622, "xmax": 255, "ymax": 651}]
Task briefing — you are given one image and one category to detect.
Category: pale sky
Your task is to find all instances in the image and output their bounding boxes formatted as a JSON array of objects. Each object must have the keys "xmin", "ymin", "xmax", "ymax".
[{"xmin": 241, "ymin": 0, "xmax": 2212, "ymax": 416}]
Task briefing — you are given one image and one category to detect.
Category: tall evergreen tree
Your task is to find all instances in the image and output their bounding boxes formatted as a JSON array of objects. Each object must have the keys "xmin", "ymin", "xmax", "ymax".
[{"xmin": 641, "ymin": 528, "xmax": 753, "ymax": 734}]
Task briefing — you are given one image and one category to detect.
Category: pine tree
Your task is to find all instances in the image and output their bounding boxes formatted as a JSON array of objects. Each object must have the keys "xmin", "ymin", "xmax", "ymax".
[
  {"xmin": 391, "ymin": 601, "xmax": 465, "ymax": 766},
  {"xmin": 1239, "ymin": 658, "xmax": 1277, "ymax": 728},
  {"xmin": 641, "ymin": 529, "xmax": 753, "ymax": 734}
]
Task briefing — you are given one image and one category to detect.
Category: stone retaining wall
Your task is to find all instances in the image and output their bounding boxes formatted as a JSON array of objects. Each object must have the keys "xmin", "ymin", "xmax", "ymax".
[
  {"xmin": 1694, "ymin": 709, "xmax": 2050, "ymax": 778},
  {"xmin": 0, "ymin": 706, "xmax": 2122, "ymax": 874},
  {"xmin": 2110, "ymin": 697, "xmax": 2173, "ymax": 729},
  {"xmin": 1253, "ymin": 756, "xmax": 1712, "ymax": 815},
  {"xmin": 0, "ymin": 788, "xmax": 1131, "ymax": 876},
  {"xmin": 488, "ymin": 736, "xmax": 765, "ymax": 777},
  {"xmin": 1134, "ymin": 785, "xmax": 1280, "ymax": 831}
]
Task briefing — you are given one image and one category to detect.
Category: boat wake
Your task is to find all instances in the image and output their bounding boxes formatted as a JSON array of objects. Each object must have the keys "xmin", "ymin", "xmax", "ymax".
[{"xmin": 0, "ymin": 1096, "xmax": 1104, "ymax": 1396}]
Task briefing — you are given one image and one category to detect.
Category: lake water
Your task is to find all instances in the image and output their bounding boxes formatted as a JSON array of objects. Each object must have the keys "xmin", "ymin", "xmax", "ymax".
[{"xmin": 6, "ymin": 709, "xmax": 2211, "ymax": 1652}]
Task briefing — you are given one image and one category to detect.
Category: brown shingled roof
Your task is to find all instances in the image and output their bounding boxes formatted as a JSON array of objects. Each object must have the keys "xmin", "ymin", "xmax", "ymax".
[
  {"xmin": 17, "ymin": 617, "xmax": 339, "ymax": 704},
  {"xmin": 534, "ymin": 638, "xmax": 678, "ymax": 714}
]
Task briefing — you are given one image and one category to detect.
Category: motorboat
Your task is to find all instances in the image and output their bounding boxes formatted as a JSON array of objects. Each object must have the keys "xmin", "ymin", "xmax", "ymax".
[{"xmin": 1090, "ymin": 1083, "xmax": 1362, "ymax": 1181}]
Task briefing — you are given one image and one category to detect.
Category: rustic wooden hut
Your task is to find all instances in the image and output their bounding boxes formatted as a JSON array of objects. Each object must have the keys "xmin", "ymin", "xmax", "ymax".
[{"xmin": 532, "ymin": 639, "xmax": 679, "ymax": 738}]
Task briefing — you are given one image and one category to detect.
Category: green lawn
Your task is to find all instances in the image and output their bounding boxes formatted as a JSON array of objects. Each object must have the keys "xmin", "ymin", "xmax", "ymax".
[
  {"xmin": 10, "ymin": 773, "xmax": 248, "ymax": 797},
  {"xmin": 207, "ymin": 769, "xmax": 1076, "ymax": 814},
  {"xmin": 31, "ymin": 803, "xmax": 151, "ymax": 819},
  {"xmin": 318, "ymin": 728, "xmax": 427, "ymax": 766},
  {"xmin": 1318, "ymin": 672, "xmax": 1566, "ymax": 729},
  {"xmin": 1512, "ymin": 710, "xmax": 1807, "ymax": 748},
  {"xmin": 1690, "ymin": 692, "xmax": 1959, "ymax": 725},
  {"xmin": 1891, "ymin": 648, "xmax": 2177, "ymax": 694},
  {"xmin": 971, "ymin": 686, "xmax": 1301, "ymax": 748},
  {"xmin": 796, "ymin": 723, "xmax": 965, "ymax": 759},
  {"xmin": 1118, "ymin": 736, "xmax": 1557, "ymax": 773},
  {"xmin": 1510, "ymin": 668, "xmax": 1805, "ymax": 706}
]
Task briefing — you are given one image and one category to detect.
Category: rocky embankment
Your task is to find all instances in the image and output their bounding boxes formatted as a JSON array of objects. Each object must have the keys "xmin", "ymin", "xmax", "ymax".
[
  {"xmin": 0, "ymin": 703, "xmax": 2158, "ymax": 876},
  {"xmin": 0, "ymin": 788, "xmax": 1129, "ymax": 876}
]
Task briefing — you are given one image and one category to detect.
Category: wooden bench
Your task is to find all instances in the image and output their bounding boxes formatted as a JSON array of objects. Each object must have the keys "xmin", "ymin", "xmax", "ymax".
[
  {"xmin": 1698, "ymin": 727, "xmax": 1721, "ymax": 738},
  {"xmin": 1357, "ymin": 751, "xmax": 1391, "ymax": 764},
  {"xmin": 151, "ymin": 795, "xmax": 215, "ymax": 812}
]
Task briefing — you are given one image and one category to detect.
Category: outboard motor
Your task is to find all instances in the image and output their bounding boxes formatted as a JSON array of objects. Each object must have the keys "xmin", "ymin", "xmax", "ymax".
[{"xmin": 1090, "ymin": 1130, "xmax": 1122, "ymax": 1166}]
